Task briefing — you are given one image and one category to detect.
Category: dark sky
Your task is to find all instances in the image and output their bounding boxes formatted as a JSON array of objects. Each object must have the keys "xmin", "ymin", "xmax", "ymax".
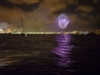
[{"xmin": 0, "ymin": 0, "xmax": 100, "ymax": 32}]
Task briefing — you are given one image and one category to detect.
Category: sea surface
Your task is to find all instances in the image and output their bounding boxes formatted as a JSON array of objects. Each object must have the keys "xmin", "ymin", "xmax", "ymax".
[{"xmin": 0, "ymin": 34, "xmax": 100, "ymax": 75}]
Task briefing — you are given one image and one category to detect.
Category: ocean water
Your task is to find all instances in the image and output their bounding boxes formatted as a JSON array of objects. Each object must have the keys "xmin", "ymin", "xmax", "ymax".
[{"xmin": 0, "ymin": 34, "xmax": 100, "ymax": 75}]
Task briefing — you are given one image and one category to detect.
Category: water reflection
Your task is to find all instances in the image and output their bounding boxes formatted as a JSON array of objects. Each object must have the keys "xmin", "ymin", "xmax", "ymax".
[{"xmin": 53, "ymin": 34, "xmax": 73, "ymax": 67}]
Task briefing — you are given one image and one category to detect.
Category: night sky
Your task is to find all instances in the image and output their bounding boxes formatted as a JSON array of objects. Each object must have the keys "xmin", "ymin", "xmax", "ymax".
[{"xmin": 0, "ymin": 0, "xmax": 100, "ymax": 32}]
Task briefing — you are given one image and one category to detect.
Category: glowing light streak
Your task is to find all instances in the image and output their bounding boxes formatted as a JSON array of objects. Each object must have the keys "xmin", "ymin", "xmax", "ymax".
[{"xmin": 52, "ymin": 34, "xmax": 74, "ymax": 67}]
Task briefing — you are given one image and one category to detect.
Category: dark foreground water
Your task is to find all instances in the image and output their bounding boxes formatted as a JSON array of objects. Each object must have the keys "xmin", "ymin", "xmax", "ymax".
[{"xmin": 0, "ymin": 34, "xmax": 100, "ymax": 75}]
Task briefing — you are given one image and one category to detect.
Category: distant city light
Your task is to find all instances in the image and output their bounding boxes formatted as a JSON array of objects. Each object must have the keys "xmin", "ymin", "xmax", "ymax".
[{"xmin": 0, "ymin": 28, "xmax": 3, "ymax": 32}]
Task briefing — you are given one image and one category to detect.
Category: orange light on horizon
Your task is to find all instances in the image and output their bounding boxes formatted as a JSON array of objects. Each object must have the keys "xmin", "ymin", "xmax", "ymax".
[{"xmin": 6, "ymin": 29, "xmax": 12, "ymax": 33}]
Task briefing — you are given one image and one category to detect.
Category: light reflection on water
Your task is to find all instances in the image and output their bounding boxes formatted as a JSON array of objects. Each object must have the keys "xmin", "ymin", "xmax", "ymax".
[{"xmin": 53, "ymin": 34, "xmax": 74, "ymax": 67}]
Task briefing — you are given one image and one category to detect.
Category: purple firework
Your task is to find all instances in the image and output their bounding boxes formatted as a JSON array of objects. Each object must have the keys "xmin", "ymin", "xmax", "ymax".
[{"xmin": 58, "ymin": 14, "xmax": 70, "ymax": 29}]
